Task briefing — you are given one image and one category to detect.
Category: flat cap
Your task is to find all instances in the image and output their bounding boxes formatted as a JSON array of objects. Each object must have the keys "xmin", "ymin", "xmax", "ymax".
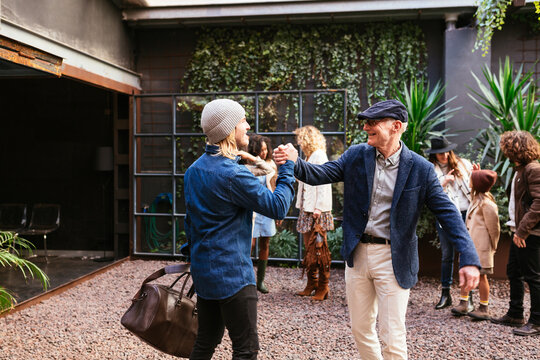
[{"xmin": 357, "ymin": 99, "xmax": 408, "ymax": 123}]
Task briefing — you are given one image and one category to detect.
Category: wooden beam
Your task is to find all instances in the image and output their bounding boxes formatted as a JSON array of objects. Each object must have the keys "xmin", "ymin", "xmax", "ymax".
[
  {"xmin": 62, "ymin": 64, "xmax": 140, "ymax": 95},
  {"xmin": 0, "ymin": 35, "xmax": 62, "ymax": 76}
]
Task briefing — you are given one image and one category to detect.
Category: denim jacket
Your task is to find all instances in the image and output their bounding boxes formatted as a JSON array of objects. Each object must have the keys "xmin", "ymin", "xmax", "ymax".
[{"xmin": 184, "ymin": 145, "xmax": 295, "ymax": 300}]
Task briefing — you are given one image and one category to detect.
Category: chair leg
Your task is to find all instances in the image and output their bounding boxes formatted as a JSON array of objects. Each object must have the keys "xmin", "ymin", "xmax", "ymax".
[{"xmin": 44, "ymin": 234, "xmax": 49, "ymax": 263}]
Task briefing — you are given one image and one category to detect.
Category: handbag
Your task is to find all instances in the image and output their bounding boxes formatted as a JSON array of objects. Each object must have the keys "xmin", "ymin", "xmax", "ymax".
[
  {"xmin": 302, "ymin": 221, "xmax": 331, "ymax": 275},
  {"xmin": 121, "ymin": 263, "xmax": 198, "ymax": 358}
]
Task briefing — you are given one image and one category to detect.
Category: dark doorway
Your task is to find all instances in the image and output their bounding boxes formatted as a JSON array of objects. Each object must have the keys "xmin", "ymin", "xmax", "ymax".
[{"xmin": 0, "ymin": 76, "xmax": 120, "ymax": 255}]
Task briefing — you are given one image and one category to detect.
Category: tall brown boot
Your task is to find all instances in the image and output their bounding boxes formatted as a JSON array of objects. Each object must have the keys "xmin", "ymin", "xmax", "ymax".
[
  {"xmin": 312, "ymin": 266, "xmax": 330, "ymax": 301},
  {"xmin": 296, "ymin": 268, "xmax": 318, "ymax": 296}
]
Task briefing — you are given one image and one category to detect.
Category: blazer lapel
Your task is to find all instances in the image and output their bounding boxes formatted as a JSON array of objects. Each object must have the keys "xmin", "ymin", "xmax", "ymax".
[
  {"xmin": 392, "ymin": 145, "xmax": 413, "ymax": 209},
  {"xmin": 365, "ymin": 146, "xmax": 376, "ymax": 200}
]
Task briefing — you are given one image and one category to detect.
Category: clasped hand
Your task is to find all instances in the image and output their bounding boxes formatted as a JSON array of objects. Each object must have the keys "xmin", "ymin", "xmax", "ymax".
[{"xmin": 272, "ymin": 143, "xmax": 298, "ymax": 165}]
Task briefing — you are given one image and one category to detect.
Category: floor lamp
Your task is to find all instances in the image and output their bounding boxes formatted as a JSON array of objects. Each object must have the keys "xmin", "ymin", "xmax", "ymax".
[{"xmin": 95, "ymin": 146, "xmax": 114, "ymax": 262}]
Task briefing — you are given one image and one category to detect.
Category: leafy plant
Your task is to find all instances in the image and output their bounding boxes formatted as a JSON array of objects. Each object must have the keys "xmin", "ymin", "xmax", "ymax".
[
  {"xmin": 0, "ymin": 231, "xmax": 49, "ymax": 313},
  {"xmin": 508, "ymin": 9, "xmax": 540, "ymax": 36},
  {"xmin": 182, "ymin": 23, "xmax": 427, "ymax": 146},
  {"xmin": 473, "ymin": 0, "xmax": 513, "ymax": 56},
  {"xmin": 269, "ymin": 229, "xmax": 298, "ymax": 259},
  {"xmin": 468, "ymin": 56, "xmax": 538, "ymax": 189},
  {"xmin": 394, "ymin": 78, "xmax": 460, "ymax": 155},
  {"xmin": 326, "ymin": 227, "xmax": 343, "ymax": 260}
]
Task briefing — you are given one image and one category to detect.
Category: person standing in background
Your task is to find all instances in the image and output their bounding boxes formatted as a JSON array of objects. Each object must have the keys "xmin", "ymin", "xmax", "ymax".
[
  {"xmin": 427, "ymin": 136, "xmax": 475, "ymax": 310},
  {"xmin": 293, "ymin": 125, "xmax": 334, "ymax": 301},
  {"xmin": 248, "ymin": 134, "xmax": 278, "ymax": 294},
  {"xmin": 491, "ymin": 130, "xmax": 540, "ymax": 337},
  {"xmin": 452, "ymin": 169, "xmax": 499, "ymax": 319}
]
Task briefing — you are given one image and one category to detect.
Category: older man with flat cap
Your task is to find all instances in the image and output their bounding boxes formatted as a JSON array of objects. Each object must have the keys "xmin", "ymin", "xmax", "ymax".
[{"xmin": 274, "ymin": 99, "xmax": 480, "ymax": 359}]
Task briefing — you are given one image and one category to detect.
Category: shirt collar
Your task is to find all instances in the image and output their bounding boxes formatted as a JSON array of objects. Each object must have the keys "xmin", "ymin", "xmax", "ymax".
[
  {"xmin": 376, "ymin": 141, "xmax": 402, "ymax": 165},
  {"xmin": 205, "ymin": 144, "xmax": 220, "ymax": 154}
]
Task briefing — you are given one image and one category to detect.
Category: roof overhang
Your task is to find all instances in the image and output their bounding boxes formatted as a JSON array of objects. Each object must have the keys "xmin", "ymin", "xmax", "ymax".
[
  {"xmin": 122, "ymin": 0, "xmax": 480, "ymax": 27},
  {"xmin": 0, "ymin": 19, "xmax": 141, "ymax": 94}
]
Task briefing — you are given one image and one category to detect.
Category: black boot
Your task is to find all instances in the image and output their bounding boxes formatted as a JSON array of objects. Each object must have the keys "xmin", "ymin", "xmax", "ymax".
[{"xmin": 435, "ymin": 288, "xmax": 452, "ymax": 310}]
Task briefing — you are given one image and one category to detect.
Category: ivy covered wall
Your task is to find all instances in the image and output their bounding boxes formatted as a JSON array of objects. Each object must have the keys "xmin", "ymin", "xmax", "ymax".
[{"xmin": 181, "ymin": 21, "xmax": 431, "ymax": 144}]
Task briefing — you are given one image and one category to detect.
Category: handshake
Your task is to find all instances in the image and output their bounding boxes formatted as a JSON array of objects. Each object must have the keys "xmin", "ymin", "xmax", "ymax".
[{"xmin": 272, "ymin": 143, "xmax": 298, "ymax": 165}]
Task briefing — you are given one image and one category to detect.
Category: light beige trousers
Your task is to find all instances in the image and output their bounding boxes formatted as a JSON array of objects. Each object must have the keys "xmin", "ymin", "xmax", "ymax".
[{"xmin": 345, "ymin": 243, "xmax": 410, "ymax": 360}]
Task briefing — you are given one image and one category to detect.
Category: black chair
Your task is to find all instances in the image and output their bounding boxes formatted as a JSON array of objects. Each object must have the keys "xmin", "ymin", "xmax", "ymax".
[
  {"xmin": 0, "ymin": 203, "xmax": 27, "ymax": 233},
  {"xmin": 19, "ymin": 204, "xmax": 61, "ymax": 261}
]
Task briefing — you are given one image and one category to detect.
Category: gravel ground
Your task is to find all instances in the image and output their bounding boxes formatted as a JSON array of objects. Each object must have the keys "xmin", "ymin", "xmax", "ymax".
[{"xmin": 0, "ymin": 260, "xmax": 538, "ymax": 360}]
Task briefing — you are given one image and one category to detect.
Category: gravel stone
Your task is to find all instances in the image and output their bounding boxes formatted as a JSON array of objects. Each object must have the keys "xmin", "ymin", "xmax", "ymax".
[{"xmin": 0, "ymin": 260, "xmax": 538, "ymax": 359}]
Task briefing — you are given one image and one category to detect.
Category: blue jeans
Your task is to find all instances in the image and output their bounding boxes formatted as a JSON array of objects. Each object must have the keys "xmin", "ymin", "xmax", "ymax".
[{"xmin": 437, "ymin": 211, "xmax": 467, "ymax": 288}]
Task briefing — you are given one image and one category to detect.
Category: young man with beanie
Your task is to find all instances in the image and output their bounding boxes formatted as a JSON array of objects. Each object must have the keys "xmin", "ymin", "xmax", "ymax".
[
  {"xmin": 274, "ymin": 99, "xmax": 480, "ymax": 360},
  {"xmin": 184, "ymin": 99, "xmax": 297, "ymax": 359}
]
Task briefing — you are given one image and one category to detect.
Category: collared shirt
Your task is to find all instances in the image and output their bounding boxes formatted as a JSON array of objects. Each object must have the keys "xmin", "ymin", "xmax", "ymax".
[
  {"xmin": 506, "ymin": 173, "xmax": 517, "ymax": 231},
  {"xmin": 364, "ymin": 142, "xmax": 403, "ymax": 240}
]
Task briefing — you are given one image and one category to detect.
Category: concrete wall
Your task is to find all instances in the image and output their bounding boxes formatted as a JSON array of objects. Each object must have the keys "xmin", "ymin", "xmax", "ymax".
[
  {"xmin": 136, "ymin": 28, "xmax": 197, "ymax": 93},
  {"xmin": 444, "ymin": 26, "xmax": 491, "ymax": 151},
  {"xmin": 491, "ymin": 23, "xmax": 538, "ymax": 77},
  {"xmin": 1, "ymin": 0, "xmax": 134, "ymax": 70}
]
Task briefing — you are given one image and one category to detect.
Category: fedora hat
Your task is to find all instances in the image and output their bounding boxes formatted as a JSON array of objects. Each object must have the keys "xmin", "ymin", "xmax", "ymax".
[{"xmin": 427, "ymin": 136, "xmax": 457, "ymax": 154}]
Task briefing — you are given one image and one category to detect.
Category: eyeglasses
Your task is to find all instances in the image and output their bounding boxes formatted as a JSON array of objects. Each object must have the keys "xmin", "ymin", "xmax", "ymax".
[{"xmin": 360, "ymin": 118, "xmax": 391, "ymax": 126}]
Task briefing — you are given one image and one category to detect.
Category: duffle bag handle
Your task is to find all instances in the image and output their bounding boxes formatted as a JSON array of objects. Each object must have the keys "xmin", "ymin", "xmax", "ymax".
[
  {"xmin": 168, "ymin": 271, "xmax": 195, "ymax": 299},
  {"xmin": 132, "ymin": 263, "xmax": 192, "ymax": 301}
]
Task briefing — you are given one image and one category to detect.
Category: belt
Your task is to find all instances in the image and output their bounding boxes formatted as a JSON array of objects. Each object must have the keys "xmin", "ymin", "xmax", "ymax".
[{"xmin": 360, "ymin": 234, "xmax": 391, "ymax": 245}]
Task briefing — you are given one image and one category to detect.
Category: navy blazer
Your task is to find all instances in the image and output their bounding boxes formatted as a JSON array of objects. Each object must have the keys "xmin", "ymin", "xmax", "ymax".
[{"xmin": 294, "ymin": 143, "xmax": 480, "ymax": 289}]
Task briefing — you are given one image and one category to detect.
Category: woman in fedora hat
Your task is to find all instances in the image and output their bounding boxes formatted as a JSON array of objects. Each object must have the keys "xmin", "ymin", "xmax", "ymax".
[{"xmin": 427, "ymin": 136, "xmax": 475, "ymax": 310}]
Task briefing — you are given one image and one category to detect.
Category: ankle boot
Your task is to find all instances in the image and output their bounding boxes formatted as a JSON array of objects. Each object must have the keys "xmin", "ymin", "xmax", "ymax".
[
  {"xmin": 451, "ymin": 292, "xmax": 475, "ymax": 316},
  {"xmin": 468, "ymin": 304, "xmax": 490, "ymax": 321},
  {"xmin": 257, "ymin": 260, "xmax": 269, "ymax": 294},
  {"xmin": 451, "ymin": 300, "xmax": 471, "ymax": 316},
  {"xmin": 296, "ymin": 268, "xmax": 318, "ymax": 296},
  {"xmin": 312, "ymin": 267, "xmax": 330, "ymax": 301},
  {"xmin": 435, "ymin": 288, "xmax": 452, "ymax": 310}
]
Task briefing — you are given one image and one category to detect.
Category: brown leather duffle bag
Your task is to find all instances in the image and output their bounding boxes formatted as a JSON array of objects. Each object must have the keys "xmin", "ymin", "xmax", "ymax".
[{"xmin": 121, "ymin": 263, "xmax": 197, "ymax": 358}]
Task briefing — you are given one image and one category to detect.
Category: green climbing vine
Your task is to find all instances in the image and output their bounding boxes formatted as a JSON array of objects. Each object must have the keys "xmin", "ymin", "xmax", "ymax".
[
  {"xmin": 181, "ymin": 22, "xmax": 427, "ymax": 145},
  {"xmin": 473, "ymin": 0, "xmax": 513, "ymax": 56}
]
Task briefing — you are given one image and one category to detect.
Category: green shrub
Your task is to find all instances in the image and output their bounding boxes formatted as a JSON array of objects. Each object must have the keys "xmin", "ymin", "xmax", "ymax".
[
  {"xmin": 269, "ymin": 229, "xmax": 298, "ymax": 259},
  {"xmin": 326, "ymin": 227, "xmax": 343, "ymax": 260}
]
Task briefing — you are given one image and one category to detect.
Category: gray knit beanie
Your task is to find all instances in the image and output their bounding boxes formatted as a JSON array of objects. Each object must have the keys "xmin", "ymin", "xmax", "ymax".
[{"xmin": 201, "ymin": 99, "xmax": 246, "ymax": 144}]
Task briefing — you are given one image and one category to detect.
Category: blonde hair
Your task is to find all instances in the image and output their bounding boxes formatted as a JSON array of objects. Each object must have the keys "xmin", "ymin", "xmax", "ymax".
[
  {"xmin": 472, "ymin": 190, "xmax": 495, "ymax": 203},
  {"xmin": 293, "ymin": 125, "xmax": 326, "ymax": 158},
  {"xmin": 214, "ymin": 130, "xmax": 237, "ymax": 159}
]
